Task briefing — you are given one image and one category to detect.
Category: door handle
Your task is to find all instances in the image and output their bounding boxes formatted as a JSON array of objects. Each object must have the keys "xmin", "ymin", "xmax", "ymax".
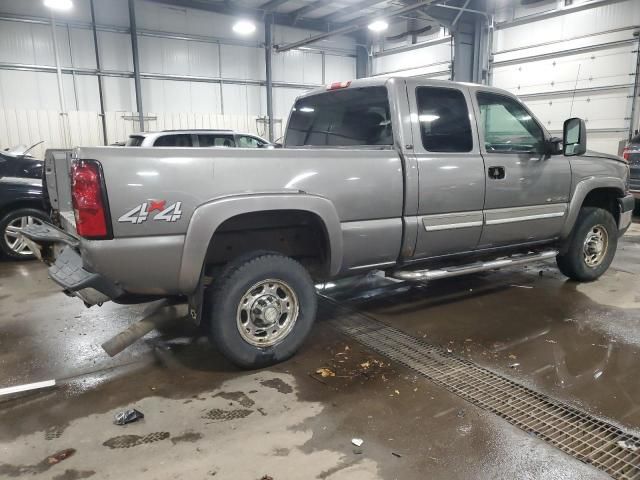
[{"xmin": 488, "ymin": 166, "xmax": 505, "ymax": 180}]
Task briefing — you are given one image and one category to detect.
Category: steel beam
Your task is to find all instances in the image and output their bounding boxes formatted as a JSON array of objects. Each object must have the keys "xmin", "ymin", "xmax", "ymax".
[
  {"xmin": 128, "ymin": 0, "xmax": 144, "ymax": 132},
  {"xmin": 259, "ymin": 0, "xmax": 291, "ymax": 11},
  {"xmin": 319, "ymin": 0, "xmax": 387, "ymax": 24},
  {"xmin": 290, "ymin": 1, "xmax": 326, "ymax": 21},
  {"xmin": 90, "ymin": 0, "xmax": 108, "ymax": 145},
  {"xmin": 265, "ymin": 14, "xmax": 275, "ymax": 142},
  {"xmin": 276, "ymin": 0, "xmax": 439, "ymax": 52}
]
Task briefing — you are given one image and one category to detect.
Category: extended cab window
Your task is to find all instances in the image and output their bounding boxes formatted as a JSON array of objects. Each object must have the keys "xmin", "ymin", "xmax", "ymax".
[
  {"xmin": 126, "ymin": 135, "xmax": 144, "ymax": 146},
  {"xmin": 153, "ymin": 134, "xmax": 193, "ymax": 147},
  {"xmin": 198, "ymin": 134, "xmax": 235, "ymax": 147},
  {"xmin": 477, "ymin": 92, "xmax": 544, "ymax": 154},
  {"xmin": 286, "ymin": 86, "xmax": 393, "ymax": 147},
  {"xmin": 416, "ymin": 87, "xmax": 472, "ymax": 152}
]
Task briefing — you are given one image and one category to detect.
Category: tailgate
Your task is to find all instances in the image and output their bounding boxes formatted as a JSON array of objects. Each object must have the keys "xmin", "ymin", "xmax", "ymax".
[{"xmin": 43, "ymin": 148, "xmax": 75, "ymax": 230}]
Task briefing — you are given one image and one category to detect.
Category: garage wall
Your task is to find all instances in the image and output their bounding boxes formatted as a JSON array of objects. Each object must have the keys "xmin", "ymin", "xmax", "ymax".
[
  {"xmin": 491, "ymin": 0, "xmax": 640, "ymax": 154},
  {"xmin": 371, "ymin": 27, "xmax": 452, "ymax": 79},
  {"xmin": 0, "ymin": 0, "xmax": 357, "ymax": 155}
]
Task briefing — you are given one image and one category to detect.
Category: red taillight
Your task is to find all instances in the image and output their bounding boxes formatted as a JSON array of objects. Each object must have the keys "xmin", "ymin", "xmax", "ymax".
[
  {"xmin": 326, "ymin": 80, "xmax": 351, "ymax": 90},
  {"xmin": 71, "ymin": 160, "xmax": 109, "ymax": 239},
  {"xmin": 622, "ymin": 147, "xmax": 630, "ymax": 162}
]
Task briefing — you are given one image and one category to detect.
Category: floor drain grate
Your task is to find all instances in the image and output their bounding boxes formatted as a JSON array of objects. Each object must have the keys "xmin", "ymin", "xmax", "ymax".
[{"xmin": 329, "ymin": 305, "xmax": 640, "ymax": 479}]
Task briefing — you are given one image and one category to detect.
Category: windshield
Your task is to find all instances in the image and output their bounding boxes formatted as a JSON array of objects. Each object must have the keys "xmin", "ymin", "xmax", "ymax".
[{"xmin": 285, "ymin": 86, "xmax": 393, "ymax": 147}]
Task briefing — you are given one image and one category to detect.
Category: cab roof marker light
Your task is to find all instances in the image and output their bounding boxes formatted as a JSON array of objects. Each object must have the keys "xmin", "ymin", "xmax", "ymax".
[{"xmin": 327, "ymin": 81, "xmax": 352, "ymax": 90}]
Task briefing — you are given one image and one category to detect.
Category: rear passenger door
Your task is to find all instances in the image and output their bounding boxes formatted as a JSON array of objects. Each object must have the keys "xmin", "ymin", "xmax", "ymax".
[{"xmin": 406, "ymin": 80, "xmax": 486, "ymax": 259}]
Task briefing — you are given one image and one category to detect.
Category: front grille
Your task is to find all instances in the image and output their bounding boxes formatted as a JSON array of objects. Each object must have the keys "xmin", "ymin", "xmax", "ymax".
[{"xmin": 329, "ymin": 302, "xmax": 640, "ymax": 479}]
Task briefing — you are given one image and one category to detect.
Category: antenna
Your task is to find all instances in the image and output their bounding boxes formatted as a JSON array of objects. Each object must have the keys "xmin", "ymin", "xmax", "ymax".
[{"xmin": 569, "ymin": 64, "xmax": 581, "ymax": 118}]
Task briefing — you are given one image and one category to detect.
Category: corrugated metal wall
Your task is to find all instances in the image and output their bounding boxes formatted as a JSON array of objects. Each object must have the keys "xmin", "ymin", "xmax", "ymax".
[
  {"xmin": 0, "ymin": 0, "xmax": 357, "ymax": 156},
  {"xmin": 491, "ymin": 0, "xmax": 640, "ymax": 154}
]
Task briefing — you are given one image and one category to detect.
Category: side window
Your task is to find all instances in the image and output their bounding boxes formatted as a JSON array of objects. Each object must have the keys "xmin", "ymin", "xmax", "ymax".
[
  {"xmin": 198, "ymin": 135, "xmax": 235, "ymax": 147},
  {"xmin": 237, "ymin": 136, "xmax": 262, "ymax": 148},
  {"xmin": 416, "ymin": 87, "xmax": 473, "ymax": 152},
  {"xmin": 125, "ymin": 135, "xmax": 144, "ymax": 146},
  {"xmin": 476, "ymin": 92, "xmax": 544, "ymax": 154},
  {"xmin": 153, "ymin": 134, "xmax": 193, "ymax": 147}
]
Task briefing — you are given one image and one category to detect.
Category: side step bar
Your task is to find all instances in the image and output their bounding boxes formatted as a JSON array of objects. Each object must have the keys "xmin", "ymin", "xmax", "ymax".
[{"xmin": 390, "ymin": 250, "xmax": 558, "ymax": 282}]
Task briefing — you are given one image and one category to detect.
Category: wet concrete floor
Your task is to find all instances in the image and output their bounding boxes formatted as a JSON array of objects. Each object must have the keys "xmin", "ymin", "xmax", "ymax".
[{"xmin": 0, "ymin": 222, "xmax": 638, "ymax": 479}]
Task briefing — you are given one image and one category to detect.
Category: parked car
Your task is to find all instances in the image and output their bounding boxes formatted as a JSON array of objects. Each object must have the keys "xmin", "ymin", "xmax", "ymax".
[
  {"xmin": 622, "ymin": 134, "xmax": 640, "ymax": 209},
  {"xmin": 23, "ymin": 78, "xmax": 635, "ymax": 368},
  {"xmin": 124, "ymin": 130, "xmax": 274, "ymax": 148},
  {"xmin": 0, "ymin": 143, "xmax": 47, "ymax": 259}
]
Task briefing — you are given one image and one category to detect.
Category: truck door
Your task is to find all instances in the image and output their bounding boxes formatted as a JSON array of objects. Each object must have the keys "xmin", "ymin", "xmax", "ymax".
[
  {"xmin": 406, "ymin": 80, "xmax": 486, "ymax": 259},
  {"xmin": 471, "ymin": 89, "xmax": 571, "ymax": 248}
]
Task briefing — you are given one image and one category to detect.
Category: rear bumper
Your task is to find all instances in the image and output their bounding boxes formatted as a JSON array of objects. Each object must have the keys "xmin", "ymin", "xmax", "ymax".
[{"xmin": 21, "ymin": 223, "xmax": 124, "ymax": 305}]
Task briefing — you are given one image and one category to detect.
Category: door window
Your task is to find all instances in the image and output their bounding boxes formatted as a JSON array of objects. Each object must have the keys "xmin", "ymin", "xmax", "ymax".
[
  {"xmin": 416, "ymin": 87, "xmax": 473, "ymax": 152},
  {"xmin": 198, "ymin": 134, "xmax": 236, "ymax": 147},
  {"xmin": 153, "ymin": 134, "xmax": 193, "ymax": 147},
  {"xmin": 237, "ymin": 135, "xmax": 264, "ymax": 148},
  {"xmin": 476, "ymin": 92, "xmax": 544, "ymax": 154}
]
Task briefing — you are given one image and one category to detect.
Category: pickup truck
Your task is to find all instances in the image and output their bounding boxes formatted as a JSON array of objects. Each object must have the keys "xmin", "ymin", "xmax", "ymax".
[{"xmin": 22, "ymin": 77, "xmax": 635, "ymax": 369}]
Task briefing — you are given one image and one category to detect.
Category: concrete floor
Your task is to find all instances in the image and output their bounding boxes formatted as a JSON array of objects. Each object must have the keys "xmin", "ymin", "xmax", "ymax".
[{"xmin": 0, "ymin": 222, "xmax": 639, "ymax": 479}]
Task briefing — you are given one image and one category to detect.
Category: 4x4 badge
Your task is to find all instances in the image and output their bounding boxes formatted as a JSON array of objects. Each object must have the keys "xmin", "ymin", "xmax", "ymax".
[{"xmin": 118, "ymin": 200, "xmax": 182, "ymax": 224}]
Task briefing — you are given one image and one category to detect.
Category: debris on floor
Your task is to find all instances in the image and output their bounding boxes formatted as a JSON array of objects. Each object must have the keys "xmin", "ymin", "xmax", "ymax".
[
  {"xmin": 617, "ymin": 440, "xmax": 640, "ymax": 452},
  {"xmin": 509, "ymin": 363, "xmax": 520, "ymax": 369},
  {"xmin": 352, "ymin": 438, "xmax": 364, "ymax": 447},
  {"xmin": 0, "ymin": 379, "xmax": 56, "ymax": 397},
  {"xmin": 315, "ymin": 368, "xmax": 335, "ymax": 378},
  {"xmin": 259, "ymin": 475, "xmax": 274, "ymax": 480},
  {"xmin": 392, "ymin": 452, "xmax": 402, "ymax": 458},
  {"xmin": 47, "ymin": 448, "xmax": 76, "ymax": 465},
  {"xmin": 114, "ymin": 408, "xmax": 145, "ymax": 425}
]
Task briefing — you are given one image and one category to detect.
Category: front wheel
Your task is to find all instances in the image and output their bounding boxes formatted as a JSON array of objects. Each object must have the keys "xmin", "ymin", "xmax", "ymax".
[
  {"xmin": 0, "ymin": 208, "xmax": 48, "ymax": 260},
  {"xmin": 556, "ymin": 207, "xmax": 618, "ymax": 282},
  {"xmin": 207, "ymin": 252, "xmax": 317, "ymax": 369}
]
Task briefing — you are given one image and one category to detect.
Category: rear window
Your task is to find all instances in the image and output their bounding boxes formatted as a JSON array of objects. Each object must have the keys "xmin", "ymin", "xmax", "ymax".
[
  {"xmin": 125, "ymin": 136, "xmax": 144, "ymax": 147},
  {"xmin": 416, "ymin": 87, "xmax": 473, "ymax": 153},
  {"xmin": 198, "ymin": 134, "xmax": 235, "ymax": 147},
  {"xmin": 153, "ymin": 134, "xmax": 193, "ymax": 147},
  {"xmin": 285, "ymin": 86, "xmax": 393, "ymax": 147}
]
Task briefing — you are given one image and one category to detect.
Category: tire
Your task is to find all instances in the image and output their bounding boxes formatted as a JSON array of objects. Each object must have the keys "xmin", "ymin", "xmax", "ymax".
[
  {"xmin": 556, "ymin": 207, "xmax": 618, "ymax": 282},
  {"xmin": 207, "ymin": 252, "xmax": 317, "ymax": 369},
  {"xmin": 0, "ymin": 208, "xmax": 48, "ymax": 260}
]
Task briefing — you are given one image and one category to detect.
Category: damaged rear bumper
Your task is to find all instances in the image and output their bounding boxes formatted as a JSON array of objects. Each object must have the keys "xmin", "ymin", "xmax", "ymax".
[
  {"xmin": 21, "ymin": 223, "xmax": 124, "ymax": 306},
  {"xmin": 619, "ymin": 194, "xmax": 636, "ymax": 236}
]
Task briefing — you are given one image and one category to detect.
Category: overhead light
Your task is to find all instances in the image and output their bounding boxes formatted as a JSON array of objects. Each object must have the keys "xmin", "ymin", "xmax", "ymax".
[
  {"xmin": 233, "ymin": 20, "xmax": 256, "ymax": 35},
  {"xmin": 44, "ymin": 0, "xmax": 73, "ymax": 10},
  {"xmin": 368, "ymin": 19, "xmax": 389, "ymax": 32},
  {"xmin": 419, "ymin": 114, "xmax": 440, "ymax": 122},
  {"xmin": 299, "ymin": 107, "xmax": 315, "ymax": 113}
]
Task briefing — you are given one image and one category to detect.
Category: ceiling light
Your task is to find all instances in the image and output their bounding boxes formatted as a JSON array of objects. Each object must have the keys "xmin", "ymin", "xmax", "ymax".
[
  {"xmin": 44, "ymin": 0, "xmax": 73, "ymax": 10},
  {"xmin": 233, "ymin": 20, "xmax": 256, "ymax": 35},
  {"xmin": 368, "ymin": 20, "xmax": 389, "ymax": 32}
]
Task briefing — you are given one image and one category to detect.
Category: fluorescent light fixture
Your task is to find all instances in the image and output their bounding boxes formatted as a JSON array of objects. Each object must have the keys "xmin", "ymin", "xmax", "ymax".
[
  {"xmin": 233, "ymin": 20, "xmax": 256, "ymax": 35},
  {"xmin": 368, "ymin": 20, "xmax": 389, "ymax": 32},
  {"xmin": 44, "ymin": 0, "xmax": 73, "ymax": 10}
]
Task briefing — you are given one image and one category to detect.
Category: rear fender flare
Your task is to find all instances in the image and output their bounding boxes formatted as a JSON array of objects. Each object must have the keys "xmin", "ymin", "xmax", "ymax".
[
  {"xmin": 178, "ymin": 193, "xmax": 343, "ymax": 293},
  {"xmin": 560, "ymin": 176, "xmax": 625, "ymax": 239}
]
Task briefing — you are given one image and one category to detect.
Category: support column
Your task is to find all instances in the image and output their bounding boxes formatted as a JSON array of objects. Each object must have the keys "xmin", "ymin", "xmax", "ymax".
[
  {"xmin": 355, "ymin": 32, "xmax": 369, "ymax": 79},
  {"xmin": 128, "ymin": 0, "xmax": 144, "ymax": 132},
  {"xmin": 451, "ymin": 17, "xmax": 490, "ymax": 84},
  {"xmin": 90, "ymin": 0, "xmax": 108, "ymax": 145},
  {"xmin": 265, "ymin": 14, "xmax": 274, "ymax": 142},
  {"xmin": 50, "ymin": 11, "xmax": 70, "ymax": 147}
]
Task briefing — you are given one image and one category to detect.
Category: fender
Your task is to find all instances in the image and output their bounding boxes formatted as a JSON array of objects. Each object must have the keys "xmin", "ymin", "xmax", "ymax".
[
  {"xmin": 177, "ymin": 193, "xmax": 344, "ymax": 293},
  {"xmin": 559, "ymin": 176, "xmax": 626, "ymax": 240}
]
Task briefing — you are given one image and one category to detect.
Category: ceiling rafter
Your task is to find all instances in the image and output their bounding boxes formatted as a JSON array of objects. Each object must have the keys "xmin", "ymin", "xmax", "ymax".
[
  {"xmin": 258, "ymin": 0, "xmax": 291, "ymax": 11},
  {"xmin": 318, "ymin": 0, "xmax": 387, "ymax": 24}
]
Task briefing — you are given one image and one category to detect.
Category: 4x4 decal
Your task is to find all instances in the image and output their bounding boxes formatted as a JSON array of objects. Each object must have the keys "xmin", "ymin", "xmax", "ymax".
[{"xmin": 118, "ymin": 200, "xmax": 182, "ymax": 224}]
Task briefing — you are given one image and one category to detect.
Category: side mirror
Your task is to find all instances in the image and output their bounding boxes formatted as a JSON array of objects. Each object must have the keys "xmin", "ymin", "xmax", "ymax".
[{"xmin": 563, "ymin": 117, "xmax": 587, "ymax": 156}]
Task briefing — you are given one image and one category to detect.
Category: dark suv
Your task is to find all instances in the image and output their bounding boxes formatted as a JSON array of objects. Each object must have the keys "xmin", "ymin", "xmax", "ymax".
[{"xmin": 623, "ymin": 134, "xmax": 640, "ymax": 209}]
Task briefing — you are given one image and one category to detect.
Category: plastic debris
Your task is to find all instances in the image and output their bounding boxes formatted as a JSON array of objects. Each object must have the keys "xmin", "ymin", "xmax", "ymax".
[
  {"xmin": 509, "ymin": 363, "xmax": 520, "ymax": 369},
  {"xmin": 392, "ymin": 452, "xmax": 402, "ymax": 458},
  {"xmin": 47, "ymin": 448, "xmax": 76, "ymax": 465},
  {"xmin": 316, "ymin": 368, "xmax": 335, "ymax": 378},
  {"xmin": 617, "ymin": 440, "xmax": 640, "ymax": 452},
  {"xmin": 114, "ymin": 408, "xmax": 145, "ymax": 425},
  {"xmin": 352, "ymin": 438, "xmax": 364, "ymax": 447}
]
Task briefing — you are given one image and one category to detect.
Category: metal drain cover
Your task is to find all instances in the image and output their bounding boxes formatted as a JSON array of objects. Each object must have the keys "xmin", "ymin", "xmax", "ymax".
[{"xmin": 328, "ymin": 303, "xmax": 640, "ymax": 480}]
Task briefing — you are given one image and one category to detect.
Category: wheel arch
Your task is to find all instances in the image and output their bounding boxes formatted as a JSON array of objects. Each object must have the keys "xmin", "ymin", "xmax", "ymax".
[
  {"xmin": 178, "ymin": 193, "xmax": 343, "ymax": 293},
  {"xmin": 560, "ymin": 177, "xmax": 626, "ymax": 240},
  {"xmin": 0, "ymin": 198, "xmax": 47, "ymax": 222}
]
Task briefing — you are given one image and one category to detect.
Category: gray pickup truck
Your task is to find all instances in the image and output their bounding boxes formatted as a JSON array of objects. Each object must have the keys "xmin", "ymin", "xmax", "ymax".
[{"xmin": 23, "ymin": 77, "xmax": 635, "ymax": 368}]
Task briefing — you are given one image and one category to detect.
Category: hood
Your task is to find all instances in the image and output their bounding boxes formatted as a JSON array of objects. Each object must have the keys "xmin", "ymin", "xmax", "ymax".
[{"xmin": 583, "ymin": 150, "xmax": 626, "ymax": 164}]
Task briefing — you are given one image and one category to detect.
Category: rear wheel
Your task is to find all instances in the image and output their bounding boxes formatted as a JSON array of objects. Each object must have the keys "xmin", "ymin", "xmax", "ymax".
[
  {"xmin": 556, "ymin": 207, "xmax": 618, "ymax": 282},
  {"xmin": 207, "ymin": 252, "xmax": 317, "ymax": 369},
  {"xmin": 0, "ymin": 208, "xmax": 48, "ymax": 260}
]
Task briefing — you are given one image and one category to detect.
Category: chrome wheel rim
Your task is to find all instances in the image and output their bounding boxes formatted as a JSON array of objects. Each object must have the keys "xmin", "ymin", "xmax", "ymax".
[
  {"xmin": 3, "ymin": 215, "xmax": 43, "ymax": 256},
  {"xmin": 583, "ymin": 225, "xmax": 608, "ymax": 268},
  {"xmin": 236, "ymin": 278, "xmax": 299, "ymax": 347}
]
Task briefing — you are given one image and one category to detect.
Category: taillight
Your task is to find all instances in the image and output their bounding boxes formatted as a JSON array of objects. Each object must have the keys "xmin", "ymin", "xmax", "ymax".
[
  {"xmin": 622, "ymin": 147, "xmax": 630, "ymax": 162},
  {"xmin": 71, "ymin": 160, "xmax": 110, "ymax": 239}
]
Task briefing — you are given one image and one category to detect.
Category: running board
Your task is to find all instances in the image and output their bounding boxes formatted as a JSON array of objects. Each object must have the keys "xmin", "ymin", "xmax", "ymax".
[{"xmin": 390, "ymin": 250, "xmax": 558, "ymax": 282}]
